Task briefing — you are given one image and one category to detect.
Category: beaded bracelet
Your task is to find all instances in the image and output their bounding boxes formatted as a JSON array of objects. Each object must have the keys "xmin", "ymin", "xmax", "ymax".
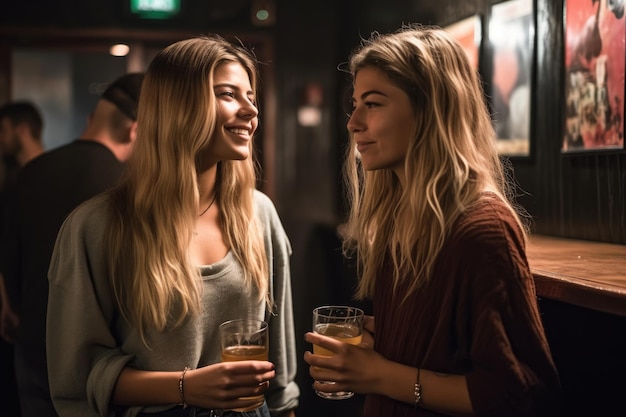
[
  {"xmin": 414, "ymin": 367, "xmax": 422, "ymax": 408},
  {"xmin": 179, "ymin": 367, "xmax": 190, "ymax": 409}
]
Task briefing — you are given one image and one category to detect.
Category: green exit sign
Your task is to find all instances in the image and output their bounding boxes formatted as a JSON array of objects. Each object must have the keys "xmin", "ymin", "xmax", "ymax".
[{"xmin": 130, "ymin": 0, "xmax": 181, "ymax": 19}]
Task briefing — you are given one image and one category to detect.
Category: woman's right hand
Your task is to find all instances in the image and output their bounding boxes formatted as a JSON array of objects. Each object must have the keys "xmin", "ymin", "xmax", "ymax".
[
  {"xmin": 304, "ymin": 330, "xmax": 386, "ymax": 396},
  {"xmin": 184, "ymin": 361, "xmax": 275, "ymax": 410}
]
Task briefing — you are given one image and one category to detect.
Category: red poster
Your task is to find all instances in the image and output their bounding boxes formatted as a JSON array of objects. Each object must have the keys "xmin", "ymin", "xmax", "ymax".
[
  {"xmin": 444, "ymin": 15, "xmax": 481, "ymax": 70},
  {"xmin": 564, "ymin": 0, "xmax": 625, "ymax": 151}
]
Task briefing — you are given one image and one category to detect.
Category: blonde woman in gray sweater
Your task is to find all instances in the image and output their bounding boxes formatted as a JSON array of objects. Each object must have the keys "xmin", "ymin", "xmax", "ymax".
[{"xmin": 46, "ymin": 35, "xmax": 299, "ymax": 417}]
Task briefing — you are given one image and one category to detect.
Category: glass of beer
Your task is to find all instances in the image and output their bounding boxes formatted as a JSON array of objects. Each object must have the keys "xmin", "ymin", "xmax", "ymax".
[
  {"xmin": 219, "ymin": 319, "xmax": 269, "ymax": 411},
  {"xmin": 312, "ymin": 305, "xmax": 364, "ymax": 399}
]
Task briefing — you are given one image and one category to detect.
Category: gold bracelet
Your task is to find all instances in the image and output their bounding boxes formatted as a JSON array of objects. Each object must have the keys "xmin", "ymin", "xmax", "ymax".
[
  {"xmin": 179, "ymin": 367, "xmax": 190, "ymax": 409},
  {"xmin": 414, "ymin": 367, "xmax": 422, "ymax": 408}
]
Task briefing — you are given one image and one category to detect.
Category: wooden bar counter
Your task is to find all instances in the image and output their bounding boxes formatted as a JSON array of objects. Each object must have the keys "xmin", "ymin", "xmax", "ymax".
[
  {"xmin": 526, "ymin": 235, "xmax": 626, "ymax": 416},
  {"xmin": 526, "ymin": 235, "xmax": 626, "ymax": 317}
]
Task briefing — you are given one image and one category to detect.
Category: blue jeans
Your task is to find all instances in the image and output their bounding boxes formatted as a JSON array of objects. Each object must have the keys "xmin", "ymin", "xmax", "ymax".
[
  {"xmin": 219, "ymin": 402, "xmax": 271, "ymax": 417},
  {"xmin": 136, "ymin": 402, "xmax": 271, "ymax": 417}
]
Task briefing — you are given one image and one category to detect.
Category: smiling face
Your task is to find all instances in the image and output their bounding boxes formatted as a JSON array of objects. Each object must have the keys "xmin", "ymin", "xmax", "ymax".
[
  {"xmin": 347, "ymin": 66, "xmax": 416, "ymax": 180},
  {"xmin": 203, "ymin": 61, "xmax": 258, "ymax": 164}
]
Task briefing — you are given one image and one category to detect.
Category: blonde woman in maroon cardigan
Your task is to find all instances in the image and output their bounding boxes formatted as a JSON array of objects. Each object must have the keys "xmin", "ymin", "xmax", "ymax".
[{"xmin": 304, "ymin": 25, "xmax": 560, "ymax": 417}]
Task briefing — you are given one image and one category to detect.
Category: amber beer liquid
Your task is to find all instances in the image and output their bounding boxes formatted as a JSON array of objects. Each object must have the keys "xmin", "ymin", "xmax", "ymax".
[
  {"xmin": 312, "ymin": 306, "xmax": 364, "ymax": 400},
  {"xmin": 219, "ymin": 319, "xmax": 269, "ymax": 411},
  {"xmin": 313, "ymin": 323, "xmax": 363, "ymax": 356},
  {"xmin": 221, "ymin": 345, "xmax": 268, "ymax": 410},
  {"xmin": 221, "ymin": 344, "xmax": 269, "ymax": 362}
]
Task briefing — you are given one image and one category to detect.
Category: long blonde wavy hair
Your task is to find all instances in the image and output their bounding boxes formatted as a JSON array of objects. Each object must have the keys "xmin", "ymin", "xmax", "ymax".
[
  {"xmin": 106, "ymin": 35, "xmax": 268, "ymax": 342},
  {"xmin": 342, "ymin": 25, "xmax": 528, "ymax": 301}
]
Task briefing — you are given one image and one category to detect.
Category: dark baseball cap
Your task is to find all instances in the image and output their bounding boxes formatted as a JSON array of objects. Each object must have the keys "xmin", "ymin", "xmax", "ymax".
[{"xmin": 101, "ymin": 72, "xmax": 144, "ymax": 121}]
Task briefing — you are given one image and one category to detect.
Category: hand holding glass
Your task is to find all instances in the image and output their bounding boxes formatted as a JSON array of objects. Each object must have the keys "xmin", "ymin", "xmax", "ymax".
[
  {"xmin": 312, "ymin": 305, "xmax": 364, "ymax": 400},
  {"xmin": 218, "ymin": 319, "xmax": 269, "ymax": 411}
]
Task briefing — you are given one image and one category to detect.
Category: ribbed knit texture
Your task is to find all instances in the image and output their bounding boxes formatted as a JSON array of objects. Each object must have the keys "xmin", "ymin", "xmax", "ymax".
[{"xmin": 365, "ymin": 194, "xmax": 560, "ymax": 417}]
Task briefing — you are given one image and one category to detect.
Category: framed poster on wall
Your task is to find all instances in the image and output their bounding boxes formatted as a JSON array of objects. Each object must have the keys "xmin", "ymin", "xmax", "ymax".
[
  {"xmin": 563, "ymin": 0, "xmax": 625, "ymax": 152},
  {"xmin": 489, "ymin": 0, "xmax": 534, "ymax": 157},
  {"xmin": 444, "ymin": 14, "xmax": 482, "ymax": 70}
]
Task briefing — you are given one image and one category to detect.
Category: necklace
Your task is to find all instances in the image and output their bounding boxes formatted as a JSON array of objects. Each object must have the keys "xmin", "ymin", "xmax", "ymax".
[{"xmin": 198, "ymin": 192, "xmax": 217, "ymax": 217}]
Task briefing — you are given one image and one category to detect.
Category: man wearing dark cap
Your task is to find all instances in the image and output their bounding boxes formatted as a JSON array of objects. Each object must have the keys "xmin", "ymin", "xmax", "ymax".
[{"xmin": 0, "ymin": 72, "xmax": 144, "ymax": 417}]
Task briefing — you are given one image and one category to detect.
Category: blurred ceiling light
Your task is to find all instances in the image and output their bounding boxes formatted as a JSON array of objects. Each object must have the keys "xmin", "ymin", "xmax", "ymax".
[
  {"xmin": 297, "ymin": 106, "xmax": 322, "ymax": 127},
  {"xmin": 256, "ymin": 9, "xmax": 270, "ymax": 21},
  {"xmin": 251, "ymin": 0, "xmax": 275, "ymax": 26},
  {"xmin": 297, "ymin": 83, "xmax": 324, "ymax": 126},
  {"xmin": 110, "ymin": 44, "xmax": 130, "ymax": 57}
]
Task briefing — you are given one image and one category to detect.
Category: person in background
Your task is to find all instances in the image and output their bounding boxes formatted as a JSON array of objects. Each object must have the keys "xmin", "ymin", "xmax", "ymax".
[
  {"xmin": 0, "ymin": 100, "xmax": 45, "ymax": 417},
  {"xmin": 0, "ymin": 101, "xmax": 45, "ymax": 238},
  {"xmin": 304, "ymin": 25, "xmax": 560, "ymax": 417},
  {"xmin": 0, "ymin": 101, "xmax": 45, "ymax": 172},
  {"xmin": 46, "ymin": 35, "xmax": 299, "ymax": 417},
  {"xmin": 0, "ymin": 72, "xmax": 144, "ymax": 417}
]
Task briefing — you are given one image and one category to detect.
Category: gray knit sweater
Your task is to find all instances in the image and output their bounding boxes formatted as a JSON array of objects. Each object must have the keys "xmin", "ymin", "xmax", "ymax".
[{"xmin": 46, "ymin": 190, "xmax": 299, "ymax": 417}]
